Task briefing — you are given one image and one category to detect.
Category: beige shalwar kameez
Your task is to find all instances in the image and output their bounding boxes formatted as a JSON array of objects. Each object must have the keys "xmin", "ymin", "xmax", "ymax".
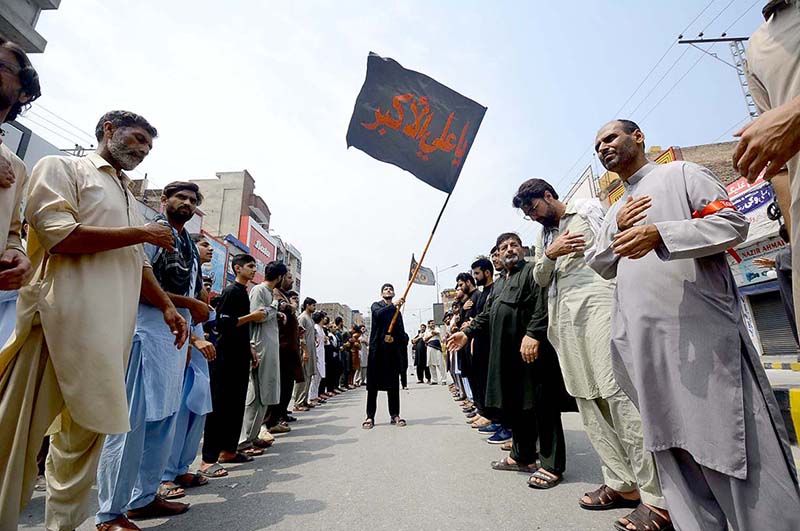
[
  {"xmin": 534, "ymin": 200, "xmax": 664, "ymax": 508},
  {"xmin": 746, "ymin": 0, "xmax": 800, "ymax": 349},
  {"xmin": 0, "ymin": 152, "xmax": 146, "ymax": 531}
]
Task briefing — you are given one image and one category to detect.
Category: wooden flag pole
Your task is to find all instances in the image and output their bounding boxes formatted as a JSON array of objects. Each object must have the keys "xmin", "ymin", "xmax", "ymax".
[{"xmin": 385, "ymin": 191, "xmax": 453, "ymax": 342}]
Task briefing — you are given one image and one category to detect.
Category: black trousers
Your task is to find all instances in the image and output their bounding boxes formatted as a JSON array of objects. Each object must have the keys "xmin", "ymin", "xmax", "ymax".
[
  {"xmin": 471, "ymin": 345, "xmax": 490, "ymax": 413},
  {"xmin": 202, "ymin": 355, "xmax": 251, "ymax": 463},
  {"xmin": 400, "ymin": 370, "xmax": 407, "ymax": 388},
  {"xmin": 416, "ymin": 364, "xmax": 431, "ymax": 382},
  {"xmin": 509, "ymin": 404, "xmax": 566, "ymax": 473},
  {"xmin": 366, "ymin": 386, "xmax": 400, "ymax": 420},
  {"xmin": 265, "ymin": 362, "xmax": 295, "ymax": 427}
]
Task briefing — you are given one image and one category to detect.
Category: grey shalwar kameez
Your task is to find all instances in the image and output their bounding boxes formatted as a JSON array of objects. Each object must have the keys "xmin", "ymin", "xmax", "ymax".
[
  {"xmin": 587, "ymin": 161, "xmax": 800, "ymax": 531},
  {"xmin": 240, "ymin": 283, "xmax": 280, "ymax": 447}
]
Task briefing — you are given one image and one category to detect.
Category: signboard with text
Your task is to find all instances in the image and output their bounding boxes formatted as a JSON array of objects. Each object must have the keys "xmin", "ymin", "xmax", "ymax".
[
  {"xmin": 200, "ymin": 231, "xmax": 228, "ymax": 295},
  {"xmin": 239, "ymin": 216, "xmax": 276, "ymax": 284}
]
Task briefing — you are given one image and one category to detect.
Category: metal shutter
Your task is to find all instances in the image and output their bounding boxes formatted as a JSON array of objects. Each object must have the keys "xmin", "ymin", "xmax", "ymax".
[{"xmin": 749, "ymin": 291, "xmax": 800, "ymax": 356}]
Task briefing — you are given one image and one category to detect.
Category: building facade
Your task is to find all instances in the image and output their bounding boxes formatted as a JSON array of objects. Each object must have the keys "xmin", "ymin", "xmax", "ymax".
[
  {"xmin": 316, "ymin": 303, "xmax": 354, "ymax": 328},
  {"xmin": 0, "ymin": 0, "xmax": 60, "ymax": 53}
]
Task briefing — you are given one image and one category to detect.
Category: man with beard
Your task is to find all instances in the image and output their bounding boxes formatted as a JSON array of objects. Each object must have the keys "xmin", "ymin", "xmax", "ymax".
[
  {"xmin": 159, "ymin": 234, "xmax": 217, "ymax": 496},
  {"xmin": 490, "ymin": 246, "xmax": 505, "ymax": 280},
  {"xmin": 199, "ymin": 254, "xmax": 264, "ymax": 479},
  {"xmin": 455, "ymin": 273, "xmax": 479, "ymax": 407},
  {"xmin": 0, "ymin": 111, "xmax": 188, "ymax": 531},
  {"xmin": 239, "ymin": 261, "xmax": 287, "ymax": 451},
  {"xmin": 412, "ymin": 324, "xmax": 431, "ymax": 384},
  {"xmin": 96, "ymin": 182, "xmax": 210, "ymax": 527},
  {"xmin": 362, "ymin": 283, "xmax": 407, "ymax": 428},
  {"xmin": 293, "ymin": 297, "xmax": 317, "ymax": 411},
  {"xmin": 467, "ymin": 257, "xmax": 494, "ymax": 429},
  {"xmin": 270, "ymin": 278, "xmax": 301, "ymax": 426},
  {"xmin": 588, "ymin": 119, "xmax": 799, "ymax": 530},
  {"xmin": 0, "ymin": 38, "xmax": 39, "ymax": 325},
  {"xmin": 448, "ymin": 233, "xmax": 573, "ymax": 490},
  {"xmin": 515, "ymin": 177, "xmax": 668, "ymax": 531}
]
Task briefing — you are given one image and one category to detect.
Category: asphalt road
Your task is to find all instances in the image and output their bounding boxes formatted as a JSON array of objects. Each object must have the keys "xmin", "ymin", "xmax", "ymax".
[{"xmin": 20, "ymin": 377, "xmax": 650, "ymax": 531}]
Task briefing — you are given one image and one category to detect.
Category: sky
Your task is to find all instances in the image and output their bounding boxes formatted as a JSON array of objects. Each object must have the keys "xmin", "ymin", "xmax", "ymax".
[{"xmin": 24, "ymin": 0, "xmax": 766, "ymax": 325}]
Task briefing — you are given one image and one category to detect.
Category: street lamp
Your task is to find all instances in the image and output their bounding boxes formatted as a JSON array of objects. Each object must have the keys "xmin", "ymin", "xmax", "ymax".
[{"xmin": 435, "ymin": 263, "xmax": 459, "ymax": 304}]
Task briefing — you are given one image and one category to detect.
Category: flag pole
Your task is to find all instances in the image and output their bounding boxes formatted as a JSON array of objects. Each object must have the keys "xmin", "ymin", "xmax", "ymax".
[{"xmin": 385, "ymin": 191, "xmax": 453, "ymax": 342}]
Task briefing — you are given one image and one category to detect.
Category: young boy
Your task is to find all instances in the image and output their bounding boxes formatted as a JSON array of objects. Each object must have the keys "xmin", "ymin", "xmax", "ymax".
[{"xmin": 199, "ymin": 254, "xmax": 265, "ymax": 478}]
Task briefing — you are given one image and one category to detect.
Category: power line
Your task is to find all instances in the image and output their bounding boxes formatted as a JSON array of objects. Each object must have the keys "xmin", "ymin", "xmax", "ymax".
[
  {"xmin": 27, "ymin": 109, "xmax": 95, "ymax": 144},
  {"xmin": 713, "ymin": 116, "xmax": 749, "ymax": 142},
  {"xmin": 556, "ymin": 0, "xmax": 719, "ymax": 191},
  {"xmin": 640, "ymin": 44, "xmax": 714, "ymax": 122},
  {"xmin": 697, "ymin": 0, "xmax": 737, "ymax": 36},
  {"xmin": 18, "ymin": 114, "xmax": 86, "ymax": 147},
  {"xmin": 34, "ymin": 104, "xmax": 96, "ymax": 141},
  {"xmin": 721, "ymin": 0, "xmax": 761, "ymax": 35},
  {"xmin": 628, "ymin": 46, "xmax": 692, "ymax": 118}
]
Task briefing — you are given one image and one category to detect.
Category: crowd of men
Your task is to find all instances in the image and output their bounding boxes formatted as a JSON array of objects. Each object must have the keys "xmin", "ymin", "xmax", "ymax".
[
  {"xmin": 0, "ymin": 38, "xmax": 372, "ymax": 531},
  {"xmin": 1, "ymin": 2, "xmax": 800, "ymax": 528}
]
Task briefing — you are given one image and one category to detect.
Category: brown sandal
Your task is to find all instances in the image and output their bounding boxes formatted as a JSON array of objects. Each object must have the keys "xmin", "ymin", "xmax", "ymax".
[
  {"xmin": 614, "ymin": 504, "xmax": 674, "ymax": 531},
  {"xmin": 579, "ymin": 484, "xmax": 640, "ymax": 511}
]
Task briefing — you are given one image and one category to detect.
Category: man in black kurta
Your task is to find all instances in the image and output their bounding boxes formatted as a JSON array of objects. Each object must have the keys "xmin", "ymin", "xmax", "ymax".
[
  {"xmin": 449, "ymin": 234, "xmax": 574, "ymax": 488},
  {"xmin": 364, "ymin": 283, "xmax": 408, "ymax": 427}
]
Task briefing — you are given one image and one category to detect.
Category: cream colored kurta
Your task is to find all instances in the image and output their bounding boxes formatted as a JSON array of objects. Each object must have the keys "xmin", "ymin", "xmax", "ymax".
[
  {"xmin": 0, "ymin": 142, "xmax": 28, "ymax": 255},
  {"xmin": 0, "ymin": 152, "xmax": 146, "ymax": 434},
  {"xmin": 533, "ymin": 201, "xmax": 618, "ymax": 400}
]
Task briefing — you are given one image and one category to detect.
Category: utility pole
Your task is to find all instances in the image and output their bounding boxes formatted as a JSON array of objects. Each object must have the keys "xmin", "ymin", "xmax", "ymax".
[{"xmin": 678, "ymin": 36, "xmax": 758, "ymax": 120}]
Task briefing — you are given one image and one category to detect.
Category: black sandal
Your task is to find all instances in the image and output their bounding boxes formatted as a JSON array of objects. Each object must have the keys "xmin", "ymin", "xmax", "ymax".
[
  {"xmin": 614, "ymin": 504, "xmax": 674, "ymax": 531},
  {"xmin": 362, "ymin": 418, "xmax": 374, "ymax": 429},
  {"xmin": 390, "ymin": 416, "xmax": 407, "ymax": 427}
]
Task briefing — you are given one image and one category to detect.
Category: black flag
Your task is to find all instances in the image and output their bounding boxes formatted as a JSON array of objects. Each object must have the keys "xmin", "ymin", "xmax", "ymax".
[
  {"xmin": 347, "ymin": 52, "xmax": 486, "ymax": 194},
  {"xmin": 409, "ymin": 254, "xmax": 436, "ymax": 286}
]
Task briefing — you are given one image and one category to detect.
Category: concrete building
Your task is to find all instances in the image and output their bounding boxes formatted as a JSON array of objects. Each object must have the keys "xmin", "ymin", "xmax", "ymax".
[
  {"xmin": 595, "ymin": 141, "xmax": 796, "ymax": 357},
  {"xmin": 317, "ymin": 303, "xmax": 353, "ymax": 328},
  {"xmin": 0, "ymin": 0, "xmax": 59, "ymax": 53},
  {"xmin": 189, "ymin": 170, "xmax": 270, "ymax": 238}
]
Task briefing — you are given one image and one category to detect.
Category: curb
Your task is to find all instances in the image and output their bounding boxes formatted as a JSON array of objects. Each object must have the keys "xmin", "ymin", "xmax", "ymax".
[
  {"xmin": 772, "ymin": 387, "xmax": 800, "ymax": 445},
  {"xmin": 763, "ymin": 362, "xmax": 800, "ymax": 371}
]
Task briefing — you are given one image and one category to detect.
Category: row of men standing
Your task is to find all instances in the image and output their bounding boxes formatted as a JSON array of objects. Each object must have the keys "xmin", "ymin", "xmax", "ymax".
[{"xmin": 0, "ymin": 45, "xmax": 307, "ymax": 529}]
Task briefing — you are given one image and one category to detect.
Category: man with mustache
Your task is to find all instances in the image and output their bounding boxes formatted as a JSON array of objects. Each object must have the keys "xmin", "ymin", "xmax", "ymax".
[
  {"xmin": 588, "ymin": 119, "xmax": 800, "ymax": 530},
  {"xmin": 95, "ymin": 182, "xmax": 210, "ymax": 529},
  {"xmin": 159, "ymin": 234, "xmax": 217, "ymax": 495},
  {"xmin": 0, "ymin": 111, "xmax": 188, "ymax": 531},
  {"xmin": 448, "ymin": 233, "xmax": 573, "ymax": 490},
  {"xmin": 515, "ymin": 177, "xmax": 668, "ymax": 531}
]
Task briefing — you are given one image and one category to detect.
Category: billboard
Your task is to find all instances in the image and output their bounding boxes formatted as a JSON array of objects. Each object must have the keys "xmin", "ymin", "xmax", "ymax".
[
  {"xmin": 725, "ymin": 174, "xmax": 778, "ymax": 245},
  {"xmin": 200, "ymin": 231, "xmax": 228, "ymax": 295},
  {"xmin": 239, "ymin": 216, "xmax": 276, "ymax": 285}
]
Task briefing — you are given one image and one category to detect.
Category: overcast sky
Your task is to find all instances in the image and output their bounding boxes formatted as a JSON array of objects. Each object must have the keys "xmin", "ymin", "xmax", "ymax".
[{"xmin": 24, "ymin": 0, "xmax": 764, "ymax": 324}]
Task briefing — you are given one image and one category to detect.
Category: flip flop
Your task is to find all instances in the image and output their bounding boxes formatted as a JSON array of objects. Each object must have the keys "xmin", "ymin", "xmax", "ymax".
[
  {"xmin": 198, "ymin": 463, "xmax": 228, "ymax": 478},
  {"xmin": 175, "ymin": 473, "xmax": 208, "ymax": 488},
  {"xmin": 241, "ymin": 447, "xmax": 264, "ymax": 457},
  {"xmin": 219, "ymin": 452, "xmax": 254, "ymax": 463},
  {"xmin": 391, "ymin": 416, "xmax": 407, "ymax": 427},
  {"xmin": 491, "ymin": 457, "xmax": 537, "ymax": 472}
]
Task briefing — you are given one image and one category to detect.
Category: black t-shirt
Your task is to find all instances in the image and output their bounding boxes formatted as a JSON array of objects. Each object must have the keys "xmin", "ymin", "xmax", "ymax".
[{"xmin": 215, "ymin": 281, "xmax": 251, "ymax": 359}]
